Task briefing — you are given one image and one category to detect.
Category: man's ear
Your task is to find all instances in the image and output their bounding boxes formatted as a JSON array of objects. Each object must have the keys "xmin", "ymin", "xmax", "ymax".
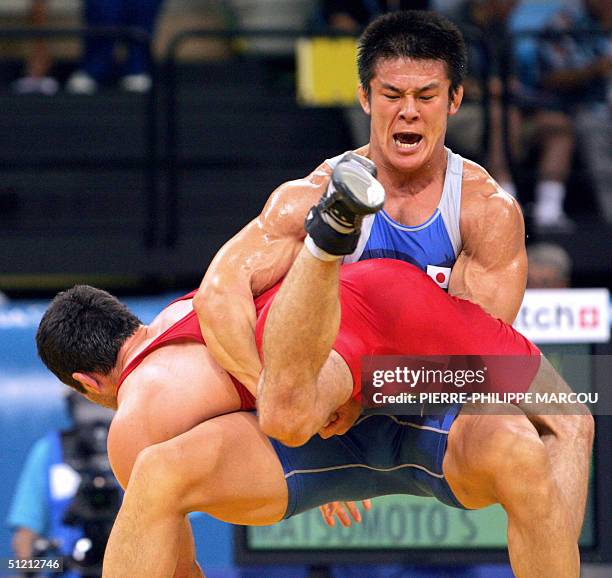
[
  {"xmin": 449, "ymin": 85, "xmax": 464, "ymax": 116},
  {"xmin": 72, "ymin": 372, "xmax": 102, "ymax": 394},
  {"xmin": 358, "ymin": 85, "xmax": 371, "ymax": 115}
]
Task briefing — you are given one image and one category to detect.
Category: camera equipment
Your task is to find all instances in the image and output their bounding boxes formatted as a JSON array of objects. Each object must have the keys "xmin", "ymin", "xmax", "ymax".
[{"xmin": 57, "ymin": 396, "xmax": 121, "ymax": 577}]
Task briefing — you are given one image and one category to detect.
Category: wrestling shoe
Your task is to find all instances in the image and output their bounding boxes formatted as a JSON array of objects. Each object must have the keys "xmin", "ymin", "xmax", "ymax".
[{"xmin": 305, "ymin": 152, "xmax": 385, "ymax": 256}]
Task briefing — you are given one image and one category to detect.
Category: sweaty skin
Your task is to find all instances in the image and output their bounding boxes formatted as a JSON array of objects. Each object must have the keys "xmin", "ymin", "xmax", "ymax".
[
  {"xmin": 93, "ymin": 272, "xmax": 592, "ymax": 578},
  {"xmin": 78, "ymin": 297, "xmax": 246, "ymax": 578},
  {"xmin": 74, "ymin": 293, "xmax": 364, "ymax": 576},
  {"xmin": 196, "ymin": 58, "xmax": 526, "ymax": 394},
  {"xmin": 72, "ymin": 291, "xmax": 358, "ymax": 577}
]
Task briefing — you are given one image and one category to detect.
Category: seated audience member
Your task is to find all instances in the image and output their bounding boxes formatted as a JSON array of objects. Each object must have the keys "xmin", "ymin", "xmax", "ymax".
[
  {"xmin": 67, "ymin": 0, "xmax": 165, "ymax": 94},
  {"xmin": 509, "ymin": 1, "xmax": 588, "ymax": 230},
  {"xmin": 528, "ymin": 0, "xmax": 611, "ymax": 224},
  {"xmin": 12, "ymin": 1, "xmax": 58, "ymax": 95},
  {"xmin": 526, "ymin": 242, "xmax": 573, "ymax": 288},
  {"xmin": 444, "ymin": 0, "xmax": 519, "ymax": 197}
]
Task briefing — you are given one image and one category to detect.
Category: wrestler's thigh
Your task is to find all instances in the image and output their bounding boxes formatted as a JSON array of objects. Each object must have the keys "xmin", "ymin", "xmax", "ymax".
[
  {"xmin": 442, "ymin": 403, "xmax": 539, "ymax": 509},
  {"xmin": 151, "ymin": 412, "xmax": 288, "ymax": 525}
]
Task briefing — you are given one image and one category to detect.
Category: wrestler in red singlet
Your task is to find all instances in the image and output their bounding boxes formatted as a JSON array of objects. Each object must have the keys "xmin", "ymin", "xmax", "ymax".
[
  {"xmin": 118, "ymin": 259, "xmax": 540, "ymax": 406},
  {"xmin": 116, "ymin": 290, "xmax": 256, "ymax": 410},
  {"xmin": 254, "ymin": 259, "xmax": 541, "ymax": 398}
]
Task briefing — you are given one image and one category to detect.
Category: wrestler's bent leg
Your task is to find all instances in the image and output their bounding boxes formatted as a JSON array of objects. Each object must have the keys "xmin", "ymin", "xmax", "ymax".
[
  {"xmin": 103, "ymin": 413, "xmax": 288, "ymax": 578},
  {"xmin": 259, "ymin": 246, "xmax": 352, "ymax": 445},
  {"xmin": 259, "ymin": 157, "xmax": 383, "ymax": 443},
  {"xmin": 443, "ymin": 403, "xmax": 582, "ymax": 578}
]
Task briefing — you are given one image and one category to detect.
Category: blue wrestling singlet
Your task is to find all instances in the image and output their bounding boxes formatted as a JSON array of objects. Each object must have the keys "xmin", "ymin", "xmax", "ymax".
[
  {"xmin": 327, "ymin": 148, "xmax": 464, "ymax": 290},
  {"xmin": 270, "ymin": 409, "xmax": 465, "ymax": 518},
  {"xmin": 270, "ymin": 150, "xmax": 468, "ymax": 516}
]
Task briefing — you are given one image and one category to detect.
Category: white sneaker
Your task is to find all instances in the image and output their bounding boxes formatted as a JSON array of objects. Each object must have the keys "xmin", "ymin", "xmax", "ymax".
[
  {"xmin": 533, "ymin": 206, "xmax": 576, "ymax": 233},
  {"xmin": 66, "ymin": 71, "xmax": 97, "ymax": 94},
  {"xmin": 120, "ymin": 74, "xmax": 151, "ymax": 93},
  {"xmin": 12, "ymin": 76, "xmax": 59, "ymax": 95}
]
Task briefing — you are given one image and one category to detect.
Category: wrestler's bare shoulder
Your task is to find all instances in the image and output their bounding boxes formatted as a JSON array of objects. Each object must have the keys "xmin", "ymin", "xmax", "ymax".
[
  {"xmin": 260, "ymin": 160, "xmax": 332, "ymax": 233},
  {"xmin": 109, "ymin": 348, "xmax": 241, "ymax": 484},
  {"xmin": 461, "ymin": 158, "xmax": 514, "ymax": 202},
  {"xmin": 460, "ymin": 158, "xmax": 522, "ymax": 225},
  {"xmin": 119, "ymin": 345, "xmax": 240, "ymax": 425},
  {"xmin": 261, "ymin": 147, "xmax": 368, "ymax": 225},
  {"xmin": 147, "ymin": 298, "xmax": 193, "ymax": 333}
]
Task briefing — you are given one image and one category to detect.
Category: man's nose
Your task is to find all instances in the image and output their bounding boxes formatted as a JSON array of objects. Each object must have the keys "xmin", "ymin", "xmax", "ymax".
[{"xmin": 399, "ymin": 96, "xmax": 419, "ymax": 121}]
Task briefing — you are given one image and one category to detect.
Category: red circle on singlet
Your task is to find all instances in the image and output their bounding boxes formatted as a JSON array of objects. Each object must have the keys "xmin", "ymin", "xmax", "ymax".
[{"xmin": 436, "ymin": 272, "xmax": 446, "ymax": 283}]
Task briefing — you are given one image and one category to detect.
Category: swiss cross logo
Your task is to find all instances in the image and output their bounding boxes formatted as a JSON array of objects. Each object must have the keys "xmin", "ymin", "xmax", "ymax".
[
  {"xmin": 579, "ymin": 307, "xmax": 599, "ymax": 329},
  {"xmin": 426, "ymin": 265, "xmax": 451, "ymax": 289}
]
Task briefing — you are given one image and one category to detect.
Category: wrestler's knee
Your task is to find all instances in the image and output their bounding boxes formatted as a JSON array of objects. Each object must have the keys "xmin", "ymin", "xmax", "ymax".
[
  {"xmin": 527, "ymin": 356, "xmax": 595, "ymax": 445},
  {"xmin": 258, "ymin": 403, "xmax": 313, "ymax": 447},
  {"xmin": 128, "ymin": 446, "xmax": 185, "ymax": 510},
  {"xmin": 258, "ymin": 372, "xmax": 316, "ymax": 447},
  {"xmin": 129, "ymin": 435, "xmax": 223, "ymax": 514},
  {"xmin": 579, "ymin": 411, "xmax": 595, "ymax": 447}
]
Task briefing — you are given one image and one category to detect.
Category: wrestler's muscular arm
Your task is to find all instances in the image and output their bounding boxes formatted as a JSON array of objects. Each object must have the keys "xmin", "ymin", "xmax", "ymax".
[
  {"xmin": 449, "ymin": 165, "xmax": 527, "ymax": 324},
  {"xmin": 194, "ymin": 165, "xmax": 331, "ymax": 393}
]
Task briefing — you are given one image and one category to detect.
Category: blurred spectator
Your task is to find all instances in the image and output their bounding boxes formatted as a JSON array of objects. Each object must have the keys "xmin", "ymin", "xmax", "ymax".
[
  {"xmin": 319, "ymin": 1, "xmax": 431, "ymax": 146},
  {"xmin": 12, "ymin": 1, "xmax": 59, "ymax": 95},
  {"xmin": 526, "ymin": 242, "xmax": 572, "ymax": 288},
  {"xmin": 320, "ymin": 1, "xmax": 430, "ymax": 33},
  {"xmin": 444, "ymin": 0, "xmax": 518, "ymax": 197},
  {"xmin": 7, "ymin": 430, "xmax": 82, "ymax": 578},
  {"xmin": 228, "ymin": 0, "xmax": 317, "ymax": 55},
  {"xmin": 524, "ymin": 0, "xmax": 612, "ymax": 224},
  {"xmin": 67, "ymin": 0, "xmax": 165, "ymax": 94},
  {"xmin": 507, "ymin": 1, "xmax": 582, "ymax": 231},
  {"xmin": 445, "ymin": 0, "xmax": 577, "ymax": 233}
]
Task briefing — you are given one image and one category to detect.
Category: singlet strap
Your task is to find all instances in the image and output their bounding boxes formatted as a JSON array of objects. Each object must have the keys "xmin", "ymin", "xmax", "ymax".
[
  {"xmin": 116, "ymin": 290, "xmax": 256, "ymax": 411},
  {"xmin": 117, "ymin": 291, "xmax": 199, "ymax": 389},
  {"xmin": 438, "ymin": 148, "xmax": 463, "ymax": 258}
]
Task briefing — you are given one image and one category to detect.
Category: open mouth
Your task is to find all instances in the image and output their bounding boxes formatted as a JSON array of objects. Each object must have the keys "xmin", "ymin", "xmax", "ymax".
[{"xmin": 393, "ymin": 132, "xmax": 422, "ymax": 149}]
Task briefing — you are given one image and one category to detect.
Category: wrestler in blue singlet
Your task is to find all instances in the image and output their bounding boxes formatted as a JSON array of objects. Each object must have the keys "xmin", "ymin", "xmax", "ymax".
[
  {"xmin": 335, "ymin": 147, "xmax": 464, "ymax": 290},
  {"xmin": 271, "ymin": 149, "xmax": 470, "ymax": 517}
]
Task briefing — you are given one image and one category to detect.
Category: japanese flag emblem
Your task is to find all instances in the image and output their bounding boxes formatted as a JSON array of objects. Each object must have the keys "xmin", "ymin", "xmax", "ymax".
[{"xmin": 426, "ymin": 265, "xmax": 451, "ymax": 289}]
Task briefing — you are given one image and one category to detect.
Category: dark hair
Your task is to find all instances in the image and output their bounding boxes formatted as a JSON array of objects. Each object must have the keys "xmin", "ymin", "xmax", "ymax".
[
  {"xmin": 36, "ymin": 285, "xmax": 141, "ymax": 393},
  {"xmin": 357, "ymin": 10, "xmax": 467, "ymax": 98}
]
